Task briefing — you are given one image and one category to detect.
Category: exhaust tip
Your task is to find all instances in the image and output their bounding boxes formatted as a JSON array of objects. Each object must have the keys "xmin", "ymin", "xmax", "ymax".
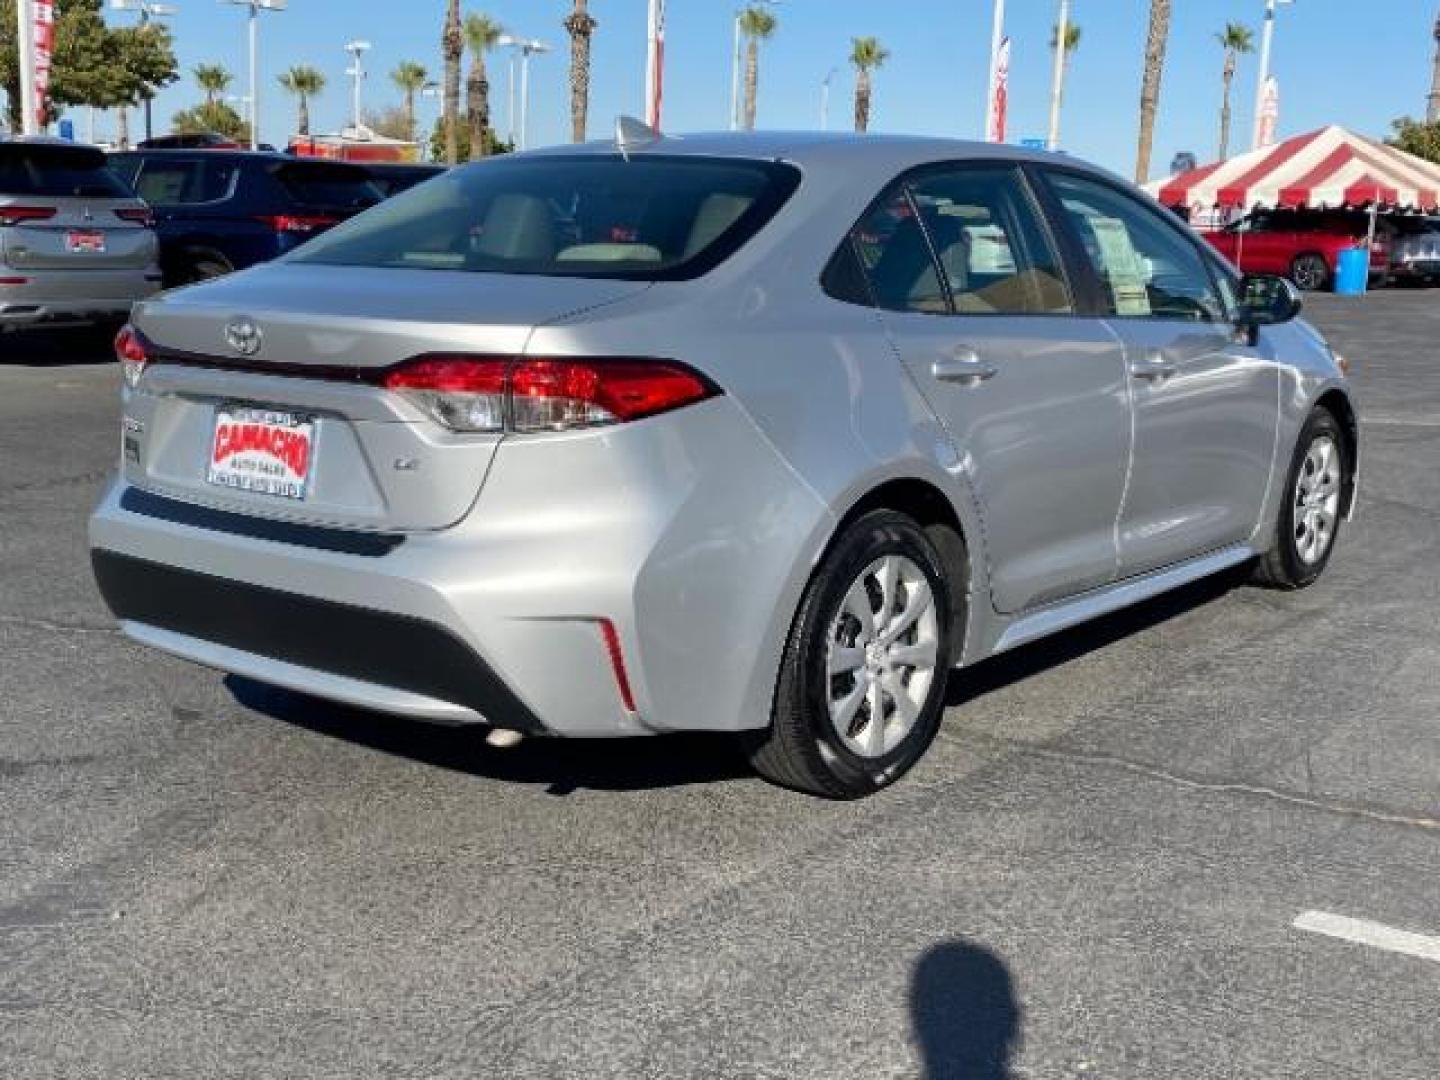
[{"xmin": 485, "ymin": 727, "xmax": 526, "ymax": 749}]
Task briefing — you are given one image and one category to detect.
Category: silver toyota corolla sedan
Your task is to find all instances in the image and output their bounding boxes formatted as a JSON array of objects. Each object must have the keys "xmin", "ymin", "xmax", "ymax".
[{"xmin": 89, "ymin": 129, "xmax": 1358, "ymax": 798}]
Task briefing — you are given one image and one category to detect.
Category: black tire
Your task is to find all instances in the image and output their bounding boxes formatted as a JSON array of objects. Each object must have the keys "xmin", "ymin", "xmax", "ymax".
[
  {"xmin": 1290, "ymin": 253, "xmax": 1331, "ymax": 293},
  {"xmin": 1252, "ymin": 407, "xmax": 1347, "ymax": 590},
  {"xmin": 747, "ymin": 510, "xmax": 957, "ymax": 799}
]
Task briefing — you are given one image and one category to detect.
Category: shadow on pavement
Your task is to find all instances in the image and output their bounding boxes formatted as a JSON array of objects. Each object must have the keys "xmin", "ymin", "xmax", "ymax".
[
  {"xmin": 226, "ymin": 675, "xmax": 756, "ymax": 795},
  {"xmin": 947, "ymin": 564, "xmax": 1249, "ymax": 708},
  {"xmin": 1, "ymin": 326, "xmax": 117, "ymax": 366},
  {"xmin": 911, "ymin": 938, "xmax": 1022, "ymax": 1079}
]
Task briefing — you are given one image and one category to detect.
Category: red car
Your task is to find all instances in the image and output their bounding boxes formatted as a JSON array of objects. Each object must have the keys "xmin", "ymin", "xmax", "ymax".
[{"xmin": 1203, "ymin": 209, "xmax": 1391, "ymax": 291}]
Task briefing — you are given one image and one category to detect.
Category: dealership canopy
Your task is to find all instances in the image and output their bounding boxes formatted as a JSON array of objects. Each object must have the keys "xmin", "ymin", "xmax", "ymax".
[{"xmin": 1149, "ymin": 125, "xmax": 1440, "ymax": 214}]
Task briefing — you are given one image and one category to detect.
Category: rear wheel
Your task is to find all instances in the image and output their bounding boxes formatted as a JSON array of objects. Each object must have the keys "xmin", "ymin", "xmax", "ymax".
[
  {"xmin": 748, "ymin": 510, "xmax": 955, "ymax": 799},
  {"xmin": 180, "ymin": 250, "xmax": 233, "ymax": 284},
  {"xmin": 1290, "ymin": 253, "xmax": 1331, "ymax": 292},
  {"xmin": 1252, "ymin": 407, "xmax": 1347, "ymax": 589}
]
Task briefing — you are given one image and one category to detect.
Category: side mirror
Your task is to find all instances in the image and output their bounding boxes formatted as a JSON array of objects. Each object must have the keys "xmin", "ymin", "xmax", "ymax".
[{"xmin": 1238, "ymin": 273, "xmax": 1302, "ymax": 336}]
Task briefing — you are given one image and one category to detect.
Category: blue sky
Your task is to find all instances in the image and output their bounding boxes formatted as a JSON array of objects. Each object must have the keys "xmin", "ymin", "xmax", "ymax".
[{"xmin": 104, "ymin": 0, "xmax": 1433, "ymax": 178}]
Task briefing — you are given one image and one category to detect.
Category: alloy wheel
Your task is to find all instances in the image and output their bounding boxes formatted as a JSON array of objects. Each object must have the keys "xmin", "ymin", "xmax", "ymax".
[
  {"xmin": 825, "ymin": 555, "xmax": 940, "ymax": 759},
  {"xmin": 1293, "ymin": 434, "xmax": 1341, "ymax": 565}
]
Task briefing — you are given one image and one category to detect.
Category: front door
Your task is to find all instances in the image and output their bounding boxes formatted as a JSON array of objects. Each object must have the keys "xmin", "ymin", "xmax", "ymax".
[
  {"xmin": 847, "ymin": 164, "xmax": 1132, "ymax": 614},
  {"xmin": 1039, "ymin": 169, "xmax": 1280, "ymax": 579}
]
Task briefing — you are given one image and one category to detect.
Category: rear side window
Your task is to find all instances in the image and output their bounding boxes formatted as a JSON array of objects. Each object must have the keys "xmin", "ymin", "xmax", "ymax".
[
  {"xmin": 828, "ymin": 164, "xmax": 1072, "ymax": 316},
  {"xmin": 273, "ymin": 163, "xmax": 382, "ymax": 210},
  {"xmin": 0, "ymin": 144, "xmax": 131, "ymax": 198},
  {"xmin": 288, "ymin": 155, "xmax": 801, "ymax": 280},
  {"xmin": 131, "ymin": 158, "xmax": 235, "ymax": 205}
]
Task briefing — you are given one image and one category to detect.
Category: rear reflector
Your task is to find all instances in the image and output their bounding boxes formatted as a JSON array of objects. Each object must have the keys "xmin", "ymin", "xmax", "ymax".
[
  {"xmin": 257, "ymin": 214, "xmax": 340, "ymax": 234},
  {"xmin": 598, "ymin": 618, "xmax": 638, "ymax": 713},
  {"xmin": 0, "ymin": 277, "xmax": 29, "ymax": 286},
  {"xmin": 0, "ymin": 206, "xmax": 57, "ymax": 226},
  {"xmin": 381, "ymin": 356, "xmax": 718, "ymax": 433}
]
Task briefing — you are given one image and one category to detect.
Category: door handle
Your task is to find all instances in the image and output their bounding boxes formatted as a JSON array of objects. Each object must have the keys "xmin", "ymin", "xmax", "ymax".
[
  {"xmin": 1129, "ymin": 351, "xmax": 1178, "ymax": 381},
  {"xmin": 932, "ymin": 350, "xmax": 998, "ymax": 385}
]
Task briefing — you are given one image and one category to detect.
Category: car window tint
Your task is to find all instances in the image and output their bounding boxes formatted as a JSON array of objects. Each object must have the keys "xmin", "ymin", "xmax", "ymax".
[
  {"xmin": 850, "ymin": 191, "xmax": 949, "ymax": 313},
  {"xmin": 273, "ymin": 164, "xmax": 382, "ymax": 210},
  {"xmin": 289, "ymin": 156, "xmax": 800, "ymax": 281},
  {"xmin": 201, "ymin": 160, "xmax": 238, "ymax": 202},
  {"xmin": 134, "ymin": 160, "xmax": 207, "ymax": 206},
  {"xmin": 1046, "ymin": 171, "xmax": 1224, "ymax": 323},
  {"xmin": 0, "ymin": 144, "xmax": 131, "ymax": 198},
  {"xmin": 907, "ymin": 167, "xmax": 1073, "ymax": 316}
]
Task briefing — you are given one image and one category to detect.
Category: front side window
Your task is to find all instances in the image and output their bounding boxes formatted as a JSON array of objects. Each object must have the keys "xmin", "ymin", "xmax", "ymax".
[
  {"xmin": 1044, "ymin": 170, "xmax": 1225, "ymax": 323},
  {"xmin": 289, "ymin": 155, "xmax": 800, "ymax": 280},
  {"xmin": 132, "ymin": 159, "xmax": 207, "ymax": 206},
  {"xmin": 830, "ymin": 164, "xmax": 1072, "ymax": 316}
]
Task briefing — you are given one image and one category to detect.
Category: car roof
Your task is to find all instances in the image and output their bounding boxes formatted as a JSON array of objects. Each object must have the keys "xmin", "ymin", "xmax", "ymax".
[{"xmin": 521, "ymin": 129, "xmax": 1101, "ymax": 176}]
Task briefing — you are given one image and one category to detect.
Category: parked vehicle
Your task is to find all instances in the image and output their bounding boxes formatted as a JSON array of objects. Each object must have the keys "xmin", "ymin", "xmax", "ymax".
[
  {"xmin": 106, "ymin": 150, "xmax": 383, "ymax": 286},
  {"xmin": 90, "ymin": 132, "xmax": 1357, "ymax": 797},
  {"xmin": 361, "ymin": 162, "xmax": 447, "ymax": 198},
  {"xmin": 136, "ymin": 132, "xmax": 241, "ymax": 151},
  {"xmin": 1384, "ymin": 216, "xmax": 1440, "ymax": 285},
  {"xmin": 0, "ymin": 139, "xmax": 161, "ymax": 332},
  {"xmin": 1204, "ymin": 208, "xmax": 1390, "ymax": 291}
]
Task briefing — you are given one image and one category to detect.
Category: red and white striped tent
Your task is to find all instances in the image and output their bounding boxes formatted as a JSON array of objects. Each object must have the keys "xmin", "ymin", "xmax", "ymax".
[{"xmin": 1148, "ymin": 125, "xmax": 1440, "ymax": 214}]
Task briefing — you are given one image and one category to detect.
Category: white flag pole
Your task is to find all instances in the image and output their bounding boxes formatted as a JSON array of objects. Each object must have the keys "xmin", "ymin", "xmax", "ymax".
[
  {"xmin": 16, "ymin": 0, "xmax": 39, "ymax": 136},
  {"xmin": 984, "ymin": 0, "xmax": 1006, "ymax": 141}
]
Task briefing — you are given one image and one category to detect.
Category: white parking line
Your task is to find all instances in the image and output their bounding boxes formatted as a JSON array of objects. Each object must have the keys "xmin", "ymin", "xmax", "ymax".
[{"xmin": 1293, "ymin": 910, "xmax": 1440, "ymax": 964}]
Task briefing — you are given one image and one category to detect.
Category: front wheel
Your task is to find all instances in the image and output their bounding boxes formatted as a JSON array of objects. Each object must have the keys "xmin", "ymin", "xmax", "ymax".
[
  {"xmin": 747, "ymin": 510, "xmax": 955, "ymax": 799},
  {"xmin": 1252, "ymin": 407, "xmax": 1347, "ymax": 589},
  {"xmin": 1290, "ymin": 253, "xmax": 1332, "ymax": 292}
]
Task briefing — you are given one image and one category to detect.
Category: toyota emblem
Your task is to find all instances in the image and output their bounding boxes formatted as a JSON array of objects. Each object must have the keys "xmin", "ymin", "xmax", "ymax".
[{"xmin": 225, "ymin": 318, "xmax": 262, "ymax": 357}]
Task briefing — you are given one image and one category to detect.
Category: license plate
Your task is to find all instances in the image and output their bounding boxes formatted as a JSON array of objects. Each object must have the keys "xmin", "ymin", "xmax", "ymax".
[
  {"xmin": 207, "ymin": 406, "xmax": 315, "ymax": 500},
  {"xmin": 65, "ymin": 229, "xmax": 106, "ymax": 254}
]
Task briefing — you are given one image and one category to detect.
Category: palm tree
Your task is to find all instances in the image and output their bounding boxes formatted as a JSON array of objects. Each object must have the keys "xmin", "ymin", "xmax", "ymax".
[
  {"xmin": 1049, "ymin": 22, "xmax": 1082, "ymax": 123},
  {"xmin": 850, "ymin": 37, "xmax": 889, "ymax": 133},
  {"xmin": 464, "ymin": 13, "xmax": 504, "ymax": 161},
  {"xmin": 1428, "ymin": 11, "xmax": 1440, "ymax": 125},
  {"xmin": 193, "ymin": 64, "xmax": 232, "ymax": 108},
  {"xmin": 442, "ymin": 0, "xmax": 463, "ymax": 164},
  {"xmin": 1135, "ymin": 0, "xmax": 1173, "ymax": 183},
  {"xmin": 278, "ymin": 65, "xmax": 325, "ymax": 139},
  {"xmin": 739, "ymin": 6, "xmax": 778, "ymax": 131},
  {"xmin": 563, "ymin": 0, "xmax": 599, "ymax": 143},
  {"xmin": 1216, "ymin": 23, "xmax": 1254, "ymax": 160},
  {"xmin": 391, "ymin": 61, "xmax": 429, "ymax": 143}
]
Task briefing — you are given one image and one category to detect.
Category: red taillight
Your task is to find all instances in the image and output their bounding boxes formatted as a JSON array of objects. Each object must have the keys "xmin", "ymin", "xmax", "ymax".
[
  {"xmin": 257, "ymin": 214, "xmax": 340, "ymax": 234},
  {"xmin": 0, "ymin": 277, "xmax": 29, "ymax": 286},
  {"xmin": 115, "ymin": 324, "xmax": 148, "ymax": 388},
  {"xmin": 115, "ymin": 207, "xmax": 154, "ymax": 227},
  {"xmin": 0, "ymin": 206, "xmax": 57, "ymax": 226},
  {"xmin": 380, "ymin": 356, "xmax": 717, "ymax": 433}
]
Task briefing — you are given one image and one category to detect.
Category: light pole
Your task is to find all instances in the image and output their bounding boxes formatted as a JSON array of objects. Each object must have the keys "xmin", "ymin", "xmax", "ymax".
[
  {"xmin": 421, "ymin": 81, "xmax": 442, "ymax": 159},
  {"xmin": 984, "ymin": 0, "xmax": 1006, "ymax": 141},
  {"xmin": 345, "ymin": 39, "xmax": 371, "ymax": 136},
  {"xmin": 1046, "ymin": 0, "xmax": 1070, "ymax": 151},
  {"xmin": 1252, "ymin": 0, "xmax": 1294, "ymax": 151},
  {"xmin": 222, "ymin": 0, "xmax": 287, "ymax": 152},
  {"xmin": 820, "ymin": 67, "xmax": 838, "ymax": 131},
  {"xmin": 644, "ymin": 0, "xmax": 664, "ymax": 129},
  {"xmin": 497, "ymin": 35, "xmax": 550, "ymax": 151},
  {"xmin": 111, "ymin": 0, "xmax": 177, "ymax": 142}
]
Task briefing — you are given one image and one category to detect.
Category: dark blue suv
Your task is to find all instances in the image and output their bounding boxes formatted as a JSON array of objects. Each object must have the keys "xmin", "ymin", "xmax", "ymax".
[{"xmin": 107, "ymin": 151, "xmax": 382, "ymax": 286}]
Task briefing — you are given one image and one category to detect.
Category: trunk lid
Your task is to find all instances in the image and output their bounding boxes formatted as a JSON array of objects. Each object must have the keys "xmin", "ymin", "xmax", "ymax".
[
  {"xmin": 1, "ymin": 195, "xmax": 156, "ymax": 270},
  {"xmin": 125, "ymin": 264, "xmax": 650, "ymax": 532}
]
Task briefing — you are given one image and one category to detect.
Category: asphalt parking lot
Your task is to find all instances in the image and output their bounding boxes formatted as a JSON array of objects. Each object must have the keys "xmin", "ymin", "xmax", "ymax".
[{"xmin": 2, "ymin": 294, "xmax": 1438, "ymax": 1079}]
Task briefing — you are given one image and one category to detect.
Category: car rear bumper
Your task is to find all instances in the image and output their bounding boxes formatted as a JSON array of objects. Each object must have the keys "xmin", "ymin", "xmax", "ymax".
[
  {"xmin": 87, "ymin": 397, "xmax": 826, "ymax": 737},
  {"xmin": 0, "ymin": 268, "xmax": 162, "ymax": 326}
]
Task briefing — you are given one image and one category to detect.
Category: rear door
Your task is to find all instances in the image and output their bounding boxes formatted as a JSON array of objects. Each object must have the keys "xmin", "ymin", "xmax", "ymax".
[
  {"xmin": 0, "ymin": 143, "xmax": 153, "ymax": 271},
  {"xmin": 849, "ymin": 163, "xmax": 1132, "ymax": 614},
  {"xmin": 1038, "ymin": 168, "xmax": 1278, "ymax": 578}
]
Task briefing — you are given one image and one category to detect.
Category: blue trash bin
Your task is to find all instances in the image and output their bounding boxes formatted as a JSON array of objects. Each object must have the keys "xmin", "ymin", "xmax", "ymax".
[{"xmin": 1334, "ymin": 247, "xmax": 1369, "ymax": 295}]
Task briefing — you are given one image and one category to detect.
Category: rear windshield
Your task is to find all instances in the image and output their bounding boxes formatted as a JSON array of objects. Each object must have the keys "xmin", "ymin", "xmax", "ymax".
[
  {"xmin": 273, "ymin": 163, "xmax": 382, "ymax": 210},
  {"xmin": 288, "ymin": 155, "xmax": 802, "ymax": 280},
  {"xmin": 0, "ymin": 144, "xmax": 132, "ymax": 198}
]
